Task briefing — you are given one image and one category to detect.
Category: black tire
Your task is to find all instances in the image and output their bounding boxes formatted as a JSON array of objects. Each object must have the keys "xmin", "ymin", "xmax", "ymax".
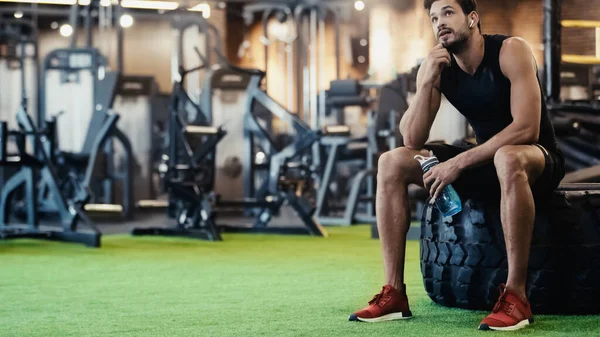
[{"xmin": 420, "ymin": 184, "xmax": 600, "ymax": 315}]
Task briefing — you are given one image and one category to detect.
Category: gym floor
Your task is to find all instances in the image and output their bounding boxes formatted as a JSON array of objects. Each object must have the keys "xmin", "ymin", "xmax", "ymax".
[{"xmin": 1, "ymin": 220, "xmax": 598, "ymax": 337}]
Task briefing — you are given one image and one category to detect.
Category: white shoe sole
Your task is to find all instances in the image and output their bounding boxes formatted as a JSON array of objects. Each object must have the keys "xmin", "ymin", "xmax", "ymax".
[
  {"xmin": 481, "ymin": 318, "xmax": 533, "ymax": 331},
  {"xmin": 355, "ymin": 312, "xmax": 413, "ymax": 323}
]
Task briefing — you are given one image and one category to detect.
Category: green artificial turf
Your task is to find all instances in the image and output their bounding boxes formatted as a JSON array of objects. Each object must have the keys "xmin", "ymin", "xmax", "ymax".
[{"xmin": 1, "ymin": 225, "xmax": 598, "ymax": 337}]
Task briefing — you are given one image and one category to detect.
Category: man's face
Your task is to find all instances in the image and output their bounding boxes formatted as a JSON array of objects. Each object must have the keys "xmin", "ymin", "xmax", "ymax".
[{"xmin": 429, "ymin": 0, "xmax": 470, "ymax": 51}]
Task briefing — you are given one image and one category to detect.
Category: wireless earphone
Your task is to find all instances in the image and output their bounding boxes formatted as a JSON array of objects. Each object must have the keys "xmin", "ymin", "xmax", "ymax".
[{"xmin": 469, "ymin": 19, "xmax": 474, "ymax": 28}]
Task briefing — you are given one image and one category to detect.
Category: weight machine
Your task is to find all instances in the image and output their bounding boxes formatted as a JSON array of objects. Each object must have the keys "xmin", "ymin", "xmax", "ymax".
[
  {"xmin": 39, "ymin": 48, "xmax": 134, "ymax": 220},
  {"xmin": 314, "ymin": 77, "xmax": 411, "ymax": 226},
  {"xmin": 132, "ymin": 46, "xmax": 226, "ymax": 240},
  {"xmin": 214, "ymin": 50, "xmax": 327, "ymax": 236},
  {"xmin": 0, "ymin": 31, "xmax": 100, "ymax": 248},
  {"xmin": 0, "ymin": 19, "xmax": 38, "ymax": 136},
  {"xmin": 241, "ymin": 1, "xmax": 345, "ymax": 130}
]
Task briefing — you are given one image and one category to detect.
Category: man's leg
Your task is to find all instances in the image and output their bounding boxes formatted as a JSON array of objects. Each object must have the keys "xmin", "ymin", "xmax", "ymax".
[
  {"xmin": 493, "ymin": 145, "xmax": 545, "ymax": 297},
  {"xmin": 349, "ymin": 146, "xmax": 429, "ymax": 323},
  {"xmin": 479, "ymin": 144, "xmax": 546, "ymax": 331},
  {"xmin": 377, "ymin": 147, "xmax": 429, "ymax": 291}
]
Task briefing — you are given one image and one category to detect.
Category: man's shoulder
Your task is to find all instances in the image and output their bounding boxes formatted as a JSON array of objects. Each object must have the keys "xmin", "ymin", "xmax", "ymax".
[
  {"xmin": 498, "ymin": 37, "xmax": 538, "ymax": 80},
  {"xmin": 499, "ymin": 36, "xmax": 530, "ymax": 51},
  {"xmin": 498, "ymin": 36, "xmax": 535, "ymax": 61}
]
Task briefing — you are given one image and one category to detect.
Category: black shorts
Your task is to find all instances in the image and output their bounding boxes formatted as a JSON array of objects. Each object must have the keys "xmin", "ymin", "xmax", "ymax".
[{"xmin": 422, "ymin": 142, "xmax": 565, "ymax": 202}]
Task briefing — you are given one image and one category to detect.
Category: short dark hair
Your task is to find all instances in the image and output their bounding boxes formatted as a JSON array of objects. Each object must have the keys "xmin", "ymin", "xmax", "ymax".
[{"xmin": 424, "ymin": 0, "xmax": 481, "ymax": 31}]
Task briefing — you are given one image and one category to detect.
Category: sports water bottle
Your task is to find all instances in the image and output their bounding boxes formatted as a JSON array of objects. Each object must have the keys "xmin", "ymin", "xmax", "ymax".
[{"xmin": 414, "ymin": 153, "xmax": 462, "ymax": 217}]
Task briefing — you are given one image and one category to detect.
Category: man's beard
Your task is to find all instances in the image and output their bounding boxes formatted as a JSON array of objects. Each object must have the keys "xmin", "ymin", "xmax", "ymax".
[{"xmin": 442, "ymin": 29, "xmax": 469, "ymax": 54}]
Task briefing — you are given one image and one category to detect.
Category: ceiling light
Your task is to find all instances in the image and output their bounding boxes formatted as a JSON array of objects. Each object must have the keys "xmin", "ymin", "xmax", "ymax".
[
  {"xmin": 121, "ymin": 0, "xmax": 178, "ymax": 10},
  {"xmin": 14, "ymin": 10, "xmax": 23, "ymax": 18},
  {"xmin": 354, "ymin": 1, "xmax": 365, "ymax": 11},
  {"xmin": 0, "ymin": 0, "xmax": 74, "ymax": 4},
  {"xmin": 188, "ymin": 3, "xmax": 210, "ymax": 18},
  {"xmin": 0, "ymin": 0, "xmax": 110, "ymax": 5},
  {"xmin": 0, "ymin": 0, "xmax": 185, "ymax": 11},
  {"xmin": 120, "ymin": 13, "xmax": 134, "ymax": 28},
  {"xmin": 60, "ymin": 24, "xmax": 73, "ymax": 37}
]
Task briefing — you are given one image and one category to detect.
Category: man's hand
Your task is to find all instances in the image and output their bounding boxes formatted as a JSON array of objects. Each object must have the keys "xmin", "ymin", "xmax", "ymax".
[
  {"xmin": 423, "ymin": 158, "xmax": 462, "ymax": 199},
  {"xmin": 420, "ymin": 44, "xmax": 451, "ymax": 87}
]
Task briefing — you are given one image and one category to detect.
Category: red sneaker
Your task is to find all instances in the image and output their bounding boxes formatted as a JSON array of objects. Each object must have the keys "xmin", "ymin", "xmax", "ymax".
[
  {"xmin": 478, "ymin": 284, "xmax": 534, "ymax": 331},
  {"xmin": 349, "ymin": 285, "xmax": 412, "ymax": 323}
]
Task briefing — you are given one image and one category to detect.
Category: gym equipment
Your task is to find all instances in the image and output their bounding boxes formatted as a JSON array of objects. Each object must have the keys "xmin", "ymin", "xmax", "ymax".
[
  {"xmin": 316, "ymin": 76, "xmax": 420, "ymax": 227},
  {"xmin": 112, "ymin": 75, "xmax": 166, "ymax": 203},
  {"xmin": 543, "ymin": 1, "xmax": 600, "ymax": 183},
  {"xmin": 242, "ymin": 1, "xmax": 349, "ymax": 131},
  {"xmin": 0, "ymin": 111, "xmax": 101, "ymax": 248},
  {"xmin": 0, "ymin": 20, "xmax": 38, "ymax": 193},
  {"xmin": 314, "ymin": 79, "xmax": 373, "ymax": 226},
  {"xmin": 543, "ymin": 0, "xmax": 600, "ymax": 102},
  {"xmin": 170, "ymin": 13, "xmax": 223, "ymax": 120},
  {"xmin": 558, "ymin": 63, "xmax": 600, "ymax": 101},
  {"xmin": 0, "ymin": 39, "xmax": 99, "ymax": 248},
  {"xmin": 134, "ymin": 15, "xmax": 223, "ymax": 211},
  {"xmin": 39, "ymin": 48, "xmax": 134, "ymax": 220},
  {"xmin": 421, "ymin": 184, "xmax": 600, "ymax": 314},
  {"xmin": 0, "ymin": 19, "xmax": 38, "ymax": 136},
  {"xmin": 132, "ymin": 47, "xmax": 226, "ymax": 241},
  {"xmin": 242, "ymin": 3, "xmax": 298, "ymax": 112},
  {"xmin": 550, "ymin": 102, "xmax": 600, "ymax": 176},
  {"xmin": 132, "ymin": 122, "xmax": 226, "ymax": 241},
  {"xmin": 172, "ymin": 13, "xmax": 222, "ymax": 75},
  {"xmin": 210, "ymin": 67, "xmax": 252, "ymax": 202},
  {"xmin": 0, "ymin": 113, "xmax": 101, "ymax": 248},
  {"xmin": 213, "ymin": 51, "xmax": 327, "ymax": 237}
]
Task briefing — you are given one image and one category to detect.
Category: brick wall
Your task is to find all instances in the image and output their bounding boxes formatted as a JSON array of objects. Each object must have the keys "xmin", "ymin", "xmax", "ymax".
[
  {"xmin": 477, "ymin": 0, "xmax": 515, "ymax": 36},
  {"xmin": 562, "ymin": 0, "xmax": 600, "ymax": 56},
  {"xmin": 512, "ymin": 0, "xmax": 544, "ymax": 63},
  {"xmin": 208, "ymin": 5, "xmax": 228, "ymax": 58}
]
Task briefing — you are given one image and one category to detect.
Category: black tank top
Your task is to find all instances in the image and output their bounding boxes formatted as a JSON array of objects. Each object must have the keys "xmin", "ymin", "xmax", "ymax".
[{"xmin": 439, "ymin": 34, "xmax": 560, "ymax": 154}]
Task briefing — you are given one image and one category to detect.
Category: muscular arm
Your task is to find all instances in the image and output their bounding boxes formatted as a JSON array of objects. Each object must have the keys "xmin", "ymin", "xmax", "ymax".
[
  {"xmin": 399, "ymin": 68, "xmax": 442, "ymax": 149},
  {"xmin": 451, "ymin": 38, "xmax": 542, "ymax": 170}
]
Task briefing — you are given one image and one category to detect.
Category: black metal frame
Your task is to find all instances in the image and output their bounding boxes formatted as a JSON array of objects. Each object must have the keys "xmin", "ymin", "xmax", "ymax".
[
  {"xmin": 134, "ymin": 47, "xmax": 328, "ymax": 239},
  {"xmin": 38, "ymin": 48, "xmax": 134, "ymax": 219},
  {"xmin": 313, "ymin": 109, "xmax": 400, "ymax": 226},
  {"xmin": 132, "ymin": 125, "xmax": 226, "ymax": 241},
  {"xmin": 132, "ymin": 48, "xmax": 226, "ymax": 241},
  {"xmin": 314, "ymin": 76, "xmax": 421, "ymax": 229},
  {"xmin": 0, "ymin": 107, "xmax": 100, "ymax": 248},
  {"xmin": 0, "ymin": 19, "xmax": 39, "ymax": 196},
  {"xmin": 215, "ymin": 55, "xmax": 327, "ymax": 237}
]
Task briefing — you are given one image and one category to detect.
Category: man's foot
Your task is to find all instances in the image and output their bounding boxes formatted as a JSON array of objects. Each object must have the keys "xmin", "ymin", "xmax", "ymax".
[
  {"xmin": 478, "ymin": 284, "xmax": 534, "ymax": 331},
  {"xmin": 349, "ymin": 285, "xmax": 412, "ymax": 323}
]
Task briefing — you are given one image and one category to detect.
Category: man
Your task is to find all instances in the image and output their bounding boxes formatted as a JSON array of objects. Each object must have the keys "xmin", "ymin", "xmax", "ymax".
[{"xmin": 349, "ymin": 0, "xmax": 564, "ymax": 331}]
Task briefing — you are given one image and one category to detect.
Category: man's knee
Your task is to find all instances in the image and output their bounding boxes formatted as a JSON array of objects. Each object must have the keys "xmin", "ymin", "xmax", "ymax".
[
  {"xmin": 494, "ymin": 146, "xmax": 527, "ymax": 182},
  {"xmin": 378, "ymin": 147, "xmax": 424, "ymax": 184}
]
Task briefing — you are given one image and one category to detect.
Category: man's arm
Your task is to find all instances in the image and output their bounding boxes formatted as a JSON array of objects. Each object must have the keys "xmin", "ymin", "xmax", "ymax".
[
  {"xmin": 399, "ymin": 44, "xmax": 450, "ymax": 149},
  {"xmin": 399, "ymin": 68, "xmax": 442, "ymax": 149},
  {"xmin": 451, "ymin": 37, "xmax": 541, "ymax": 170}
]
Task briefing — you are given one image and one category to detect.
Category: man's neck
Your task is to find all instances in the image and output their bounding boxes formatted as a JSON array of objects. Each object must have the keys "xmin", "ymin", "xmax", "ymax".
[{"xmin": 453, "ymin": 33, "xmax": 485, "ymax": 75}]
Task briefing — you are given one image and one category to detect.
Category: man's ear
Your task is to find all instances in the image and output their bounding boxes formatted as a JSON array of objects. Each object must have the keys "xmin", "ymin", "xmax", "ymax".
[{"xmin": 469, "ymin": 12, "xmax": 480, "ymax": 29}]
